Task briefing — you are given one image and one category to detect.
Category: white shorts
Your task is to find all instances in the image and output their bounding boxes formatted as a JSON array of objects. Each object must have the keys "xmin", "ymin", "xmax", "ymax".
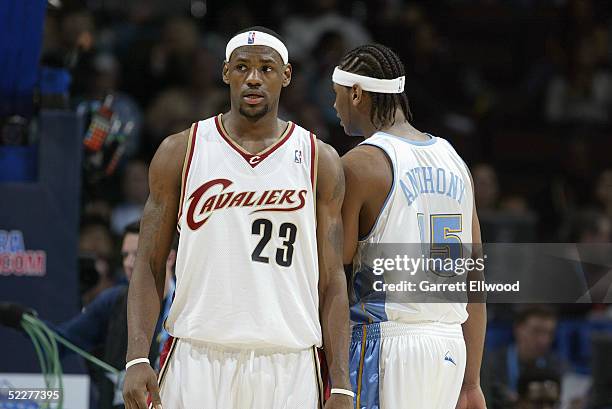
[
  {"xmin": 158, "ymin": 338, "xmax": 324, "ymax": 409},
  {"xmin": 350, "ymin": 321, "xmax": 466, "ymax": 409}
]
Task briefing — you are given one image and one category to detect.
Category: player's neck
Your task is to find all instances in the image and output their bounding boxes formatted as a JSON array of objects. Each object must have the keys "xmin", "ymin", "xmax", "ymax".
[
  {"xmin": 378, "ymin": 110, "xmax": 430, "ymax": 142},
  {"xmin": 222, "ymin": 109, "xmax": 284, "ymax": 141}
]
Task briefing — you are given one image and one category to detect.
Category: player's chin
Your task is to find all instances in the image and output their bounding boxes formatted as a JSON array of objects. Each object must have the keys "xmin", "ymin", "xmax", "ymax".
[{"xmin": 239, "ymin": 104, "xmax": 269, "ymax": 120}]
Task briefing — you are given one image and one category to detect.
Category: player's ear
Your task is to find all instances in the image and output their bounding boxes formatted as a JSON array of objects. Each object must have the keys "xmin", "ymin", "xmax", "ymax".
[
  {"xmin": 282, "ymin": 63, "xmax": 292, "ymax": 87},
  {"xmin": 351, "ymin": 84, "xmax": 364, "ymax": 107},
  {"xmin": 222, "ymin": 61, "xmax": 230, "ymax": 85}
]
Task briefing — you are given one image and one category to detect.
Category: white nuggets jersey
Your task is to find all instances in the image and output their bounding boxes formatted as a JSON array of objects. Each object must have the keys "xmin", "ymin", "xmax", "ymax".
[
  {"xmin": 166, "ymin": 114, "xmax": 322, "ymax": 350},
  {"xmin": 351, "ymin": 132, "xmax": 473, "ymax": 325}
]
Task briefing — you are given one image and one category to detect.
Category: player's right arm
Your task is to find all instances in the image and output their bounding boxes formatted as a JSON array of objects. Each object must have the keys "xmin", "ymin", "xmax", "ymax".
[
  {"xmin": 341, "ymin": 145, "xmax": 392, "ymax": 266},
  {"xmin": 340, "ymin": 149, "xmax": 364, "ymax": 267},
  {"xmin": 123, "ymin": 130, "xmax": 188, "ymax": 409}
]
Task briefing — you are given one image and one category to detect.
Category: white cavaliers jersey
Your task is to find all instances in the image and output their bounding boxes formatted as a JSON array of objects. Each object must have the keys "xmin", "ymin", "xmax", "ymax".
[
  {"xmin": 166, "ymin": 114, "xmax": 322, "ymax": 350},
  {"xmin": 351, "ymin": 132, "xmax": 472, "ymax": 325}
]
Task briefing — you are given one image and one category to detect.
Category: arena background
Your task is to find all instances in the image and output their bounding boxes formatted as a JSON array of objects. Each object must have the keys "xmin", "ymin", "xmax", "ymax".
[{"xmin": 1, "ymin": 0, "xmax": 611, "ymax": 408}]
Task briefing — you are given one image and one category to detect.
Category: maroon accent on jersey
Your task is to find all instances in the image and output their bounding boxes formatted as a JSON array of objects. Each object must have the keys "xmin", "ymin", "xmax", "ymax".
[
  {"xmin": 186, "ymin": 178, "xmax": 234, "ymax": 230},
  {"xmin": 317, "ymin": 348, "xmax": 331, "ymax": 402},
  {"xmin": 214, "ymin": 114, "xmax": 296, "ymax": 168},
  {"xmin": 186, "ymin": 178, "xmax": 309, "ymax": 230},
  {"xmin": 154, "ymin": 335, "xmax": 177, "ymax": 403},
  {"xmin": 200, "ymin": 195, "xmax": 217, "ymax": 213},
  {"xmin": 228, "ymin": 191, "xmax": 249, "ymax": 207},
  {"xmin": 177, "ymin": 122, "xmax": 199, "ymax": 223},
  {"xmin": 309, "ymin": 132, "xmax": 316, "ymax": 189},
  {"xmin": 213, "ymin": 192, "xmax": 234, "ymax": 210},
  {"xmin": 250, "ymin": 190, "xmax": 307, "ymax": 213},
  {"xmin": 265, "ymin": 189, "xmax": 282, "ymax": 205},
  {"xmin": 278, "ymin": 189, "xmax": 297, "ymax": 205},
  {"xmin": 256, "ymin": 190, "xmax": 270, "ymax": 205},
  {"xmin": 243, "ymin": 191, "xmax": 257, "ymax": 206}
]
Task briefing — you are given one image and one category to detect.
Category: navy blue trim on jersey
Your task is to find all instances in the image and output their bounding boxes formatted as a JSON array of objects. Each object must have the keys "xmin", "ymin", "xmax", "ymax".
[
  {"xmin": 376, "ymin": 131, "xmax": 438, "ymax": 146},
  {"xmin": 357, "ymin": 142, "xmax": 396, "ymax": 242}
]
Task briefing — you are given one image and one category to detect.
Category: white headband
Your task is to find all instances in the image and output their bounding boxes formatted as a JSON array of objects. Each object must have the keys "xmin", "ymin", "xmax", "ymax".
[
  {"xmin": 225, "ymin": 31, "xmax": 289, "ymax": 64},
  {"xmin": 332, "ymin": 67, "xmax": 405, "ymax": 93}
]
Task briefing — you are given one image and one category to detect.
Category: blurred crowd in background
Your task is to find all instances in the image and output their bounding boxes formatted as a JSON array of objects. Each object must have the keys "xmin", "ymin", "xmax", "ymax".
[
  {"xmin": 40, "ymin": 0, "xmax": 612, "ymax": 243},
  {"xmin": 3, "ymin": 0, "xmax": 612, "ymax": 407}
]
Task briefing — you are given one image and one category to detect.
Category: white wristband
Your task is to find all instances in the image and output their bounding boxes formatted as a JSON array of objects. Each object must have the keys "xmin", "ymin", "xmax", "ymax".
[
  {"xmin": 330, "ymin": 388, "xmax": 355, "ymax": 398},
  {"xmin": 125, "ymin": 357, "xmax": 150, "ymax": 370}
]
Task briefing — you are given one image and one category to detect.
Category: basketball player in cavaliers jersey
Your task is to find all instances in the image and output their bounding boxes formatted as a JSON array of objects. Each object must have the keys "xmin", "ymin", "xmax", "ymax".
[
  {"xmin": 122, "ymin": 27, "xmax": 352, "ymax": 409},
  {"xmin": 333, "ymin": 45, "xmax": 487, "ymax": 409}
]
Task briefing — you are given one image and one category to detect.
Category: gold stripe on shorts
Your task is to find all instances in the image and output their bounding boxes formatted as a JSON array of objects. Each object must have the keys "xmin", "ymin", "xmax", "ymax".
[{"xmin": 312, "ymin": 347, "xmax": 324, "ymax": 409}]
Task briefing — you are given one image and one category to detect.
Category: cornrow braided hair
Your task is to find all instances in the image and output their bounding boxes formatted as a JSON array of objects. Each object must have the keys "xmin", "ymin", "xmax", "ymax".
[{"xmin": 338, "ymin": 44, "xmax": 413, "ymax": 129}]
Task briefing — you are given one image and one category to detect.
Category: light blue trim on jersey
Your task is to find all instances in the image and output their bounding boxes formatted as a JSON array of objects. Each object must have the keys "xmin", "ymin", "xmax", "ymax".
[
  {"xmin": 350, "ymin": 264, "xmax": 388, "ymax": 324},
  {"xmin": 375, "ymin": 131, "xmax": 438, "ymax": 146},
  {"xmin": 357, "ymin": 142, "xmax": 396, "ymax": 242},
  {"xmin": 439, "ymin": 135, "xmax": 472, "ymax": 173}
]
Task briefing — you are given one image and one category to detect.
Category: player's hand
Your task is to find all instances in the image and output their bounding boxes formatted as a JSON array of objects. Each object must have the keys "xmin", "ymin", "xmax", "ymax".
[
  {"xmin": 324, "ymin": 393, "xmax": 354, "ymax": 409},
  {"xmin": 455, "ymin": 384, "xmax": 487, "ymax": 409},
  {"xmin": 123, "ymin": 363, "xmax": 162, "ymax": 409}
]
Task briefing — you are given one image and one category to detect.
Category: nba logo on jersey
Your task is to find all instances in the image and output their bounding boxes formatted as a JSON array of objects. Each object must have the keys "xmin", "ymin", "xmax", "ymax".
[
  {"xmin": 247, "ymin": 31, "xmax": 256, "ymax": 44},
  {"xmin": 294, "ymin": 149, "xmax": 302, "ymax": 163}
]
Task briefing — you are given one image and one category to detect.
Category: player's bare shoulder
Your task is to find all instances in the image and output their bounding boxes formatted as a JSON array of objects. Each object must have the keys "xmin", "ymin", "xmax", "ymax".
[
  {"xmin": 153, "ymin": 129, "xmax": 190, "ymax": 171},
  {"xmin": 316, "ymin": 139, "xmax": 342, "ymax": 171},
  {"xmin": 342, "ymin": 144, "xmax": 390, "ymax": 181},
  {"xmin": 149, "ymin": 128, "xmax": 191, "ymax": 191},
  {"xmin": 341, "ymin": 144, "xmax": 392, "ymax": 200},
  {"xmin": 316, "ymin": 140, "xmax": 344, "ymax": 203}
]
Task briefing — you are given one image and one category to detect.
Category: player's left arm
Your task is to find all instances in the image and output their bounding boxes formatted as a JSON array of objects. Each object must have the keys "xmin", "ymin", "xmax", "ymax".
[
  {"xmin": 456, "ymin": 198, "xmax": 487, "ymax": 409},
  {"xmin": 315, "ymin": 140, "xmax": 352, "ymax": 407}
]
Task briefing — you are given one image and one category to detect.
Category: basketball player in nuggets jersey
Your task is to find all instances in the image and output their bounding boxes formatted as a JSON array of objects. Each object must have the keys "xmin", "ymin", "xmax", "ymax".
[
  {"xmin": 334, "ymin": 45, "xmax": 487, "ymax": 409},
  {"xmin": 123, "ymin": 27, "xmax": 352, "ymax": 409}
]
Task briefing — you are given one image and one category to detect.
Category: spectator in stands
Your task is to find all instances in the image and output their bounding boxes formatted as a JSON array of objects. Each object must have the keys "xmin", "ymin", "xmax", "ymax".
[
  {"xmin": 78, "ymin": 52, "xmax": 143, "ymax": 159},
  {"xmin": 79, "ymin": 216, "xmax": 114, "ymax": 262},
  {"xmin": 482, "ymin": 306, "xmax": 565, "ymax": 409},
  {"xmin": 546, "ymin": 30, "xmax": 612, "ymax": 125},
  {"xmin": 145, "ymin": 47, "xmax": 226, "ymax": 150},
  {"xmin": 110, "ymin": 158, "xmax": 149, "ymax": 235},
  {"xmin": 282, "ymin": 0, "xmax": 371, "ymax": 62},
  {"xmin": 311, "ymin": 30, "xmax": 349, "ymax": 127},
  {"xmin": 473, "ymin": 163, "xmax": 500, "ymax": 212},
  {"xmin": 143, "ymin": 89, "xmax": 193, "ymax": 151},
  {"xmin": 41, "ymin": 8, "xmax": 96, "ymax": 70},
  {"xmin": 79, "ymin": 216, "xmax": 115, "ymax": 305},
  {"xmin": 120, "ymin": 15, "xmax": 201, "ymax": 107},
  {"xmin": 279, "ymin": 60, "xmax": 329, "ymax": 142},
  {"xmin": 149, "ymin": 17, "xmax": 200, "ymax": 90},
  {"xmin": 499, "ymin": 194, "xmax": 532, "ymax": 216},
  {"xmin": 569, "ymin": 209, "xmax": 611, "ymax": 243},
  {"xmin": 0, "ymin": 221, "xmax": 176, "ymax": 409}
]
